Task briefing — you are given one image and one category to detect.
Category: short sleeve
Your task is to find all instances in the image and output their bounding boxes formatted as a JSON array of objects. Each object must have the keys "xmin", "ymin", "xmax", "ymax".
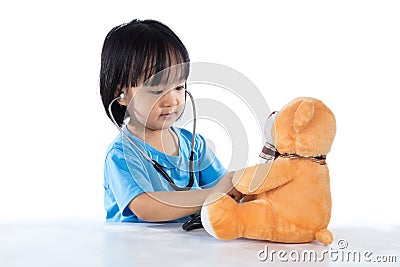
[
  {"xmin": 104, "ymin": 147, "xmax": 153, "ymax": 217},
  {"xmin": 196, "ymin": 134, "xmax": 227, "ymax": 188}
]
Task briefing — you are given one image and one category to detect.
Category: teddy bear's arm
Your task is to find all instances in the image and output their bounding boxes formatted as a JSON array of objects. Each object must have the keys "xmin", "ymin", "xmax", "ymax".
[{"xmin": 232, "ymin": 163, "xmax": 293, "ymax": 195}]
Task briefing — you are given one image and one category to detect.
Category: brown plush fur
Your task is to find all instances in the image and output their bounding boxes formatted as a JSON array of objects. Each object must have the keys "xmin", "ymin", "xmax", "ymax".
[{"xmin": 202, "ymin": 97, "xmax": 336, "ymax": 245}]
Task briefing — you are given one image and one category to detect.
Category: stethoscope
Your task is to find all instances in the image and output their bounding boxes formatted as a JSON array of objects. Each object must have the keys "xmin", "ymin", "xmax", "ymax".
[{"xmin": 108, "ymin": 85, "xmax": 197, "ymax": 191}]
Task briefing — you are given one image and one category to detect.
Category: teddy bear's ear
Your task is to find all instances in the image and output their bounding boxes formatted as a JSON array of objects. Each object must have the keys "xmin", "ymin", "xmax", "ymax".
[{"xmin": 293, "ymin": 99, "xmax": 314, "ymax": 134}]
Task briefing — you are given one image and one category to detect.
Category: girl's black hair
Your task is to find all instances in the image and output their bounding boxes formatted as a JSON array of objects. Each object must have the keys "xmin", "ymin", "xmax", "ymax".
[{"xmin": 100, "ymin": 19, "xmax": 190, "ymax": 126}]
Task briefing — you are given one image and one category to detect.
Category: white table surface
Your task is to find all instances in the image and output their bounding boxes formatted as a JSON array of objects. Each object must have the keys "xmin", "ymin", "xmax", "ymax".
[{"xmin": 1, "ymin": 221, "xmax": 399, "ymax": 267}]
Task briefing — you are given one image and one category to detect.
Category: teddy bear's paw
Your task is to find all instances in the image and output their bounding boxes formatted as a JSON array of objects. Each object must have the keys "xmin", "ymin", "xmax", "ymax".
[
  {"xmin": 201, "ymin": 192, "xmax": 240, "ymax": 240},
  {"xmin": 233, "ymin": 163, "xmax": 273, "ymax": 194}
]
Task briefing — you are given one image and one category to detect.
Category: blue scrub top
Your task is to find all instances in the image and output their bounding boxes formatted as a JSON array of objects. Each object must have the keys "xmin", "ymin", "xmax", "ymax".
[{"xmin": 103, "ymin": 126, "xmax": 227, "ymax": 222}]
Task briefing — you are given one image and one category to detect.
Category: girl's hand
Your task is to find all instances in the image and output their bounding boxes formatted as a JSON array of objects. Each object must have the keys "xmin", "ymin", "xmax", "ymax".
[{"xmin": 227, "ymin": 188, "xmax": 244, "ymax": 202}]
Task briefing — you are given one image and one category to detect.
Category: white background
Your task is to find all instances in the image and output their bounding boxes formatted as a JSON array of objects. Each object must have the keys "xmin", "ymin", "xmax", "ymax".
[{"xmin": 0, "ymin": 0, "xmax": 399, "ymax": 226}]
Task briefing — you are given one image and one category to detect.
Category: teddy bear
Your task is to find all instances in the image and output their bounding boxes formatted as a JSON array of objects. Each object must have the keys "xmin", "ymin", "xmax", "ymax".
[{"xmin": 201, "ymin": 97, "xmax": 336, "ymax": 245}]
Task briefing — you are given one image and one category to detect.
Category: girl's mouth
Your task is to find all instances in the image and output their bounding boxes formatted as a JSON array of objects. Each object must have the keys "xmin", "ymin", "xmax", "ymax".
[{"xmin": 160, "ymin": 112, "xmax": 175, "ymax": 118}]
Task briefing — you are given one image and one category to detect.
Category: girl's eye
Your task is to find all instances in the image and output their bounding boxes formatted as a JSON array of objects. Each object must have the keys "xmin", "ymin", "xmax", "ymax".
[
  {"xmin": 150, "ymin": 90, "xmax": 164, "ymax": 95},
  {"xmin": 149, "ymin": 86, "xmax": 184, "ymax": 95}
]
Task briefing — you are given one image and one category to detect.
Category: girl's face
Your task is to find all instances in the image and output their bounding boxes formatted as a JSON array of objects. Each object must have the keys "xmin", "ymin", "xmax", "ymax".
[{"xmin": 125, "ymin": 82, "xmax": 186, "ymax": 131}]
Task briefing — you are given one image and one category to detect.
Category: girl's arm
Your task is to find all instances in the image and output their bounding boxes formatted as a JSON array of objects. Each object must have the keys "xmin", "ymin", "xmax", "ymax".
[
  {"xmin": 129, "ymin": 188, "xmax": 211, "ymax": 222},
  {"xmin": 128, "ymin": 171, "xmax": 238, "ymax": 222}
]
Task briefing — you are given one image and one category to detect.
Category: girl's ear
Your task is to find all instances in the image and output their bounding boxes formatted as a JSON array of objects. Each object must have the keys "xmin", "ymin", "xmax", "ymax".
[{"xmin": 115, "ymin": 86, "xmax": 128, "ymax": 106}]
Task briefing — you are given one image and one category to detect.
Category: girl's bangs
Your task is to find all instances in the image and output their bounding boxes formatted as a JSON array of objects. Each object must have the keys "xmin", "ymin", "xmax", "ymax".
[{"xmin": 131, "ymin": 44, "xmax": 189, "ymax": 88}]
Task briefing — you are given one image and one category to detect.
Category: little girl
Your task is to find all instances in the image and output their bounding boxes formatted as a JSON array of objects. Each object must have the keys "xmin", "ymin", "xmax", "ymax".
[{"xmin": 100, "ymin": 19, "xmax": 242, "ymax": 223}]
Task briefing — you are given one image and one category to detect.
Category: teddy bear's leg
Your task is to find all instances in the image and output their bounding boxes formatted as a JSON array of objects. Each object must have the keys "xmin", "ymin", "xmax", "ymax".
[
  {"xmin": 235, "ymin": 198, "xmax": 275, "ymax": 240},
  {"xmin": 201, "ymin": 193, "xmax": 241, "ymax": 240},
  {"xmin": 201, "ymin": 193, "xmax": 275, "ymax": 240}
]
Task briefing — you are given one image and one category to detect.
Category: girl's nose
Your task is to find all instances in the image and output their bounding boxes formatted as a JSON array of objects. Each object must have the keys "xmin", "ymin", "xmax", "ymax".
[{"xmin": 160, "ymin": 89, "xmax": 179, "ymax": 107}]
